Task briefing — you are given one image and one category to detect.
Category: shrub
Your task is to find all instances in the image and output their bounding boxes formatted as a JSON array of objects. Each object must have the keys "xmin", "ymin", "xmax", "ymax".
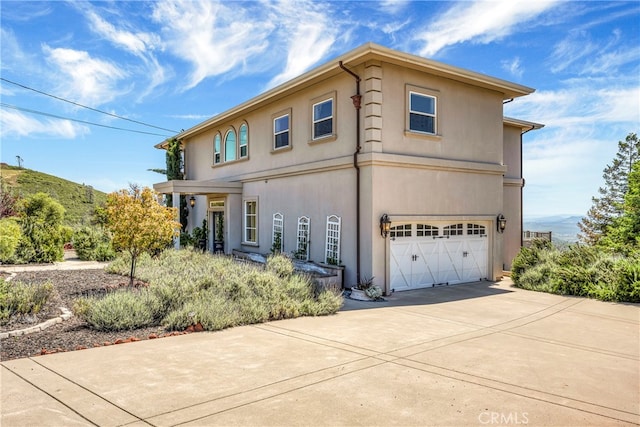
[
  {"xmin": 0, "ymin": 279, "xmax": 53, "ymax": 324},
  {"xmin": 94, "ymin": 249, "xmax": 343, "ymax": 332},
  {"xmin": 72, "ymin": 226, "xmax": 115, "ymax": 261},
  {"xmin": 0, "ymin": 218, "xmax": 22, "ymax": 263},
  {"xmin": 73, "ymin": 288, "xmax": 162, "ymax": 331},
  {"xmin": 266, "ymin": 254, "xmax": 294, "ymax": 279},
  {"xmin": 511, "ymin": 242, "xmax": 640, "ymax": 303},
  {"xmin": 15, "ymin": 193, "xmax": 67, "ymax": 263}
]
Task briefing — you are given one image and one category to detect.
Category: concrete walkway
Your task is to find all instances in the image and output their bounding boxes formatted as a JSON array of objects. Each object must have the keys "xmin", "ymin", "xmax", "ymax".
[{"xmin": 1, "ymin": 276, "xmax": 639, "ymax": 426}]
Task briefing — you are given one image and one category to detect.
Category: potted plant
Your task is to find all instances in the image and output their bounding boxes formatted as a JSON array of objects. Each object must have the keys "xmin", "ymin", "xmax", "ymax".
[{"xmin": 350, "ymin": 276, "xmax": 383, "ymax": 301}]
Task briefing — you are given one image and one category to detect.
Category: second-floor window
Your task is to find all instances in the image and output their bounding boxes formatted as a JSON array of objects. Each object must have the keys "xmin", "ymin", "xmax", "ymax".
[
  {"xmin": 239, "ymin": 123, "xmax": 248, "ymax": 158},
  {"xmin": 213, "ymin": 134, "xmax": 221, "ymax": 164},
  {"xmin": 274, "ymin": 114, "xmax": 290, "ymax": 149},
  {"xmin": 409, "ymin": 92, "xmax": 436, "ymax": 134},
  {"xmin": 225, "ymin": 129, "xmax": 236, "ymax": 162},
  {"xmin": 313, "ymin": 98, "xmax": 333, "ymax": 139}
]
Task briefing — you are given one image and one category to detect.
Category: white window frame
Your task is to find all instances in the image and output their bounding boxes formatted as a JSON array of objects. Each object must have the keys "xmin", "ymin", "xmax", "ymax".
[
  {"xmin": 239, "ymin": 122, "xmax": 248, "ymax": 159},
  {"xmin": 409, "ymin": 91, "xmax": 437, "ymax": 135},
  {"xmin": 243, "ymin": 198, "xmax": 258, "ymax": 245},
  {"xmin": 296, "ymin": 216, "xmax": 310, "ymax": 261},
  {"xmin": 324, "ymin": 215, "xmax": 341, "ymax": 265},
  {"xmin": 312, "ymin": 98, "xmax": 333, "ymax": 140},
  {"xmin": 272, "ymin": 212, "xmax": 284, "ymax": 253},
  {"xmin": 213, "ymin": 133, "xmax": 221, "ymax": 165},
  {"xmin": 273, "ymin": 113, "xmax": 290, "ymax": 150},
  {"xmin": 224, "ymin": 128, "xmax": 237, "ymax": 162}
]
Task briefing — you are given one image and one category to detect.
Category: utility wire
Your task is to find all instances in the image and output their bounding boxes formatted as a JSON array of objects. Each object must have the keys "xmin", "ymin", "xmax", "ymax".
[
  {"xmin": 1, "ymin": 103, "xmax": 171, "ymax": 137},
  {"xmin": 0, "ymin": 77, "xmax": 179, "ymax": 133}
]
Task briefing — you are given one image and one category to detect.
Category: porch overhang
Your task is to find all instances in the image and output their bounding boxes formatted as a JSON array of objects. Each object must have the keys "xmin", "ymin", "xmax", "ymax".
[{"xmin": 153, "ymin": 179, "xmax": 243, "ymax": 195}]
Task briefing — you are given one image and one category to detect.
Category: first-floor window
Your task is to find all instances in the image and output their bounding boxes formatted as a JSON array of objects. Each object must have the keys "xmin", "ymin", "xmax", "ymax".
[
  {"xmin": 244, "ymin": 199, "xmax": 258, "ymax": 244},
  {"xmin": 296, "ymin": 216, "xmax": 310, "ymax": 260},
  {"xmin": 272, "ymin": 213, "xmax": 284, "ymax": 253},
  {"xmin": 325, "ymin": 215, "xmax": 341, "ymax": 265}
]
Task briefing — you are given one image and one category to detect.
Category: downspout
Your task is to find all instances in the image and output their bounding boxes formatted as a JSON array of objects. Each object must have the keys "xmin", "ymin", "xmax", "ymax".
[
  {"xmin": 339, "ymin": 61, "xmax": 362, "ymax": 284},
  {"xmin": 520, "ymin": 125, "xmax": 536, "ymax": 247}
]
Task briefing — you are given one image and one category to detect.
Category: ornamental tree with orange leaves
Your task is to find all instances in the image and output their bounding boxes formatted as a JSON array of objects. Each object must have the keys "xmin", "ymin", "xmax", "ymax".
[{"xmin": 106, "ymin": 185, "xmax": 180, "ymax": 285}]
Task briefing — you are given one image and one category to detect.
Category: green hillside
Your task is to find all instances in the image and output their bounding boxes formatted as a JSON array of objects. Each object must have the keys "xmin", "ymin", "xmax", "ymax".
[{"xmin": 0, "ymin": 163, "xmax": 108, "ymax": 227}]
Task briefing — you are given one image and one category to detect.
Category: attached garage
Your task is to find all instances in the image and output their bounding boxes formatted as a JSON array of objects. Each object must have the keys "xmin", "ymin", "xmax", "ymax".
[{"xmin": 389, "ymin": 222, "xmax": 489, "ymax": 292}]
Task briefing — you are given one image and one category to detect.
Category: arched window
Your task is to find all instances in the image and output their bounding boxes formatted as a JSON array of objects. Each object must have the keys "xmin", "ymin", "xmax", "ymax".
[
  {"xmin": 213, "ymin": 133, "xmax": 221, "ymax": 164},
  {"xmin": 325, "ymin": 215, "xmax": 341, "ymax": 265},
  {"xmin": 239, "ymin": 123, "xmax": 248, "ymax": 158},
  {"xmin": 272, "ymin": 213, "xmax": 284, "ymax": 253},
  {"xmin": 224, "ymin": 129, "xmax": 236, "ymax": 162},
  {"xmin": 296, "ymin": 216, "xmax": 310, "ymax": 260}
]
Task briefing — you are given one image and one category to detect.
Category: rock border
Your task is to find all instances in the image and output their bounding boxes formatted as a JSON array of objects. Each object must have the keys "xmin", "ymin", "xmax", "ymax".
[{"xmin": 0, "ymin": 272, "xmax": 74, "ymax": 340}]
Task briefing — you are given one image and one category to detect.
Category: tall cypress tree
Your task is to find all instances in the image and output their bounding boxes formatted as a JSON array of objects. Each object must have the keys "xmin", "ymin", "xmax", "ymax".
[
  {"xmin": 578, "ymin": 132, "xmax": 639, "ymax": 245},
  {"xmin": 164, "ymin": 138, "xmax": 189, "ymax": 230}
]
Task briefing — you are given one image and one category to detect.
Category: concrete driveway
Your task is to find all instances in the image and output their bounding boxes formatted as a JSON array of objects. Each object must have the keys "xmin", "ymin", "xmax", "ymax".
[{"xmin": 2, "ymin": 279, "xmax": 638, "ymax": 426}]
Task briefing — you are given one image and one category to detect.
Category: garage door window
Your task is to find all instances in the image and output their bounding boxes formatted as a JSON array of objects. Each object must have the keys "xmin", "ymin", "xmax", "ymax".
[
  {"xmin": 417, "ymin": 224, "xmax": 438, "ymax": 237},
  {"xmin": 467, "ymin": 224, "xmax": 486, "ymax": 236},
  {"xmin": 390, "ymin": 224, "xmax": 412, "ymax": 238},
  {"xmin": 443, "ymin": 224, "xmax": 464, "ymax": 236}
]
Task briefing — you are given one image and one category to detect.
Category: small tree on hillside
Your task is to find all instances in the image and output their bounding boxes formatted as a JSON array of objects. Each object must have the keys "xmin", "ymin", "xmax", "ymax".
[
  {"xmin": 579, "ymin": 132, "xmax": 639, "ymax": 245},
  {"xmin": 106, "ymin": 186, "xmax": 180, "ymax": 285}
]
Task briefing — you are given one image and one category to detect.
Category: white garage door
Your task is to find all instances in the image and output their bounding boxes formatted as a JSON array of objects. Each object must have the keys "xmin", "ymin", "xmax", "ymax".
[{"xmin": 390, "ymin": 222, "xmax": 488, "ymax": 292}]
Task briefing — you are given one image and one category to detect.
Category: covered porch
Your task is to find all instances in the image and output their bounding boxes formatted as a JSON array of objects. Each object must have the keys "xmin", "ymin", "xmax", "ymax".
[{"xmin": 153, "ymin": 179, "xmax": 243, "ymax": 253}]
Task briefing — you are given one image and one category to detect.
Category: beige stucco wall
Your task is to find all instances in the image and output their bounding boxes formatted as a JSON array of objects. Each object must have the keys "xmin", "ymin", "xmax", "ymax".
[
  {"xmin": 503, "ymin": 124, "xmax": 524, "ymax": 270},
  {"xmin": 176, "ymin": 57, "xmax": 525, "ymax": 289}
]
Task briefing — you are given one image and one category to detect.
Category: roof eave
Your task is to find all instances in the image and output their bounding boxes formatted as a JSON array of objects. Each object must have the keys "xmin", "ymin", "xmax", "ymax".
[{"xmin": 161, "ymin": 42, "xmax": 537, "ymax": 146}]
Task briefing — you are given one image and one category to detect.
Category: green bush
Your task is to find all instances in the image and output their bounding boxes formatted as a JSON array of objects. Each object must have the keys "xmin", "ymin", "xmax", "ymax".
[
  {"xmin": 512, "ymin": 242, "xmax": 640, "ymax": 303},
  {"xmin": 0, "ymin": 279, "xmax": 53, "ymax": 324},
  {"xmin": 92, "ymin": 248, "xmax": 343, "ymax": 332},
  {"xmin": 73, "ymin": 288, "xmax": 163, "ymax": 331},
  {"xmin": 266, "ymin": 254, "xmax": 294, "ymax": 279},
  {"xmin": 15, "ymin": 193, "xmax": 67, "ymax": 263},
  {"xmin": 72, "ymin": 226, "xmax": 116, "ymax": 261},
  {"xmin": 0, "ymin": 218, "xmax": 22, "ymax": 263}
]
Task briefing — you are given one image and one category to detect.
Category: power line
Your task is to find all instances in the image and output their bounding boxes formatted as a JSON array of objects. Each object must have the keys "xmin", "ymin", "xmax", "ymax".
[
  {"xmin": 0, "ymin": 77, "xmax": 179, "ymax": 133},
  {"xmin": 1, "ymin": 103, "xmax": 171, "ymax": 137}
]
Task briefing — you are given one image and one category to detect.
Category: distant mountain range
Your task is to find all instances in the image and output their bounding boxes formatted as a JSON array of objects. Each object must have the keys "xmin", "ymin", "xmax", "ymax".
[{"xmin": 523, "ymin": 215, "xmax": 582, "ymax": 243}]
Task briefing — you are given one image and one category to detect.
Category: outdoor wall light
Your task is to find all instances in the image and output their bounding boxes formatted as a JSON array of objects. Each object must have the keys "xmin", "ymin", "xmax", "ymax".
[
  {"xmin": 189, "ymin": 195, "xmax": 196, "ymax": 208},
  {"xmin": 497, "ymin": 214, "xmax": 507, "ymax": 233},
  {"xmin": 380, "ymin": 214, "xmax": 392, "ymax": 238}
]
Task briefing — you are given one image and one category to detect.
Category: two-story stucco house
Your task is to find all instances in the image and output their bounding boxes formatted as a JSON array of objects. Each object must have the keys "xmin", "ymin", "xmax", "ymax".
[{"xmin": 154, "ymin": 42, "xmax": 542, "ymax": 295}]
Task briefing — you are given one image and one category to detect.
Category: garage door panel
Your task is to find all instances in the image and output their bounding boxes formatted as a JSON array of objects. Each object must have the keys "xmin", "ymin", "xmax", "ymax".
[
  {"xmin": 390, "ymin": 222, "xmax": 489, "ymax": 292},
  {"xmin": 390, "ymin": 241, "xmax": 413, "ymax": 291}
]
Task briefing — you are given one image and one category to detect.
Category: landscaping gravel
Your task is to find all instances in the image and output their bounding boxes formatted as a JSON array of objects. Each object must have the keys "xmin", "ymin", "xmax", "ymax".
[{"xmin": 1, "ymin": 270, "xmax": 170, "ymax": 361}]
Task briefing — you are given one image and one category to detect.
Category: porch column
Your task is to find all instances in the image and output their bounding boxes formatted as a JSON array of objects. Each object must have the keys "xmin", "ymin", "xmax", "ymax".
[{"xmin": 173, "ymin": 192, "xmax": 180, "ymax": 249}]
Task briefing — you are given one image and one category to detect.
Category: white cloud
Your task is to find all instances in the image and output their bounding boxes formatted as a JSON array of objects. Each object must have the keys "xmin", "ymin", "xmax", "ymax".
[
  {"xmin": 501, "ymin": 56, "xmax": 523, "ymax": 78},
  {"xmin": 151, "ymin": 0, "xmax": 273, "ymax": 90},
  {"xmin": 506, "ymin": 79, "xmax": 640, "ymax": 216},
  {"xmin": 83, "ymin": 8, "xmax": 162, "ymax": 56},
  {"xmin": 0, "ymin": 109, "xmax": 89, "ymax": 139},
  {"xmin": 380, "ymin": 0, "xmax": 411, "ymax": 15},
  {"xmin": 266, "ymin": 0, "xmax": 338, "ymax": 88},
  {"xmin": 415, "ymin": 0, "xmax": 559, "ymax": 57},
  {"xmin": 43, "ymin": 45, "xmax": 128, "ymax": 107}
]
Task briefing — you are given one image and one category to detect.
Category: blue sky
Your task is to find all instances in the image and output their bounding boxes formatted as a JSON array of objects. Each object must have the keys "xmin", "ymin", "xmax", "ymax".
[{"xmin": 1, "ymin": 0, "xmax": 638, "ymax": 218}]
